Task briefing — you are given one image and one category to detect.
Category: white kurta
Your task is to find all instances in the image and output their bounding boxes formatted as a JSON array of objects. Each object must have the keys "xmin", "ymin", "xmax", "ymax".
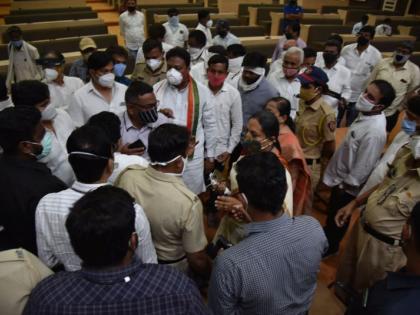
[
  {"xmin": 48, "ymin": 76, "xmax": 84, "ymax": 111},
  {"xmin": 154, "ymin": 79, "xmax": 217, "ymax": 194}
]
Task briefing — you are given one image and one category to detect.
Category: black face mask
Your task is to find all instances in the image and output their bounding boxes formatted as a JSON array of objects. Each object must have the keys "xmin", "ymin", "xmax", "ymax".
[
  {"xmin": 218, "ymin": 30, "xmax": 227, "ymax": 38},
  {"xmin": 285, "ymin": 32, "xmax": 294, "ymax": 40},
  {"xmin": 357, "ymin": 36, "xmax": 369, "ymax": 47},
  {"xmin": 127, "ymin": 6, "xmax": 136, "ymax": 12},
  {"xmin": 323, "ymin": 52, "xmax": 338, "ymax": 65},
  {"xmin": 138, "ymin": 107, "xmax": 158, "ymax": 124}
]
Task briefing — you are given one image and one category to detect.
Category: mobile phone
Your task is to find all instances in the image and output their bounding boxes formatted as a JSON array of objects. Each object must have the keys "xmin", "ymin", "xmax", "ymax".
[{"xmin": 128, "ymin": 139, "xmax": 145, "ymax": 149}]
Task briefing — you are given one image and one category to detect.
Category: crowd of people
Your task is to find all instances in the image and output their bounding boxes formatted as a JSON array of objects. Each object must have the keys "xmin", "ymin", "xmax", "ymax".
[{"xmin": 0, "ymin": 0, "xmax": 420, "ymax": 314}]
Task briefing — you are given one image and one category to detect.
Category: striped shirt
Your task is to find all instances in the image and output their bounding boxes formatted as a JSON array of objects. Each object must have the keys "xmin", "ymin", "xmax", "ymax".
[
  {"xmin": 208, "ymin": 214, "xmax": 328, "ymax": 315},
  {"xmin": 35, "ymin": 181, "xmax": 157, "ymax": 271}
]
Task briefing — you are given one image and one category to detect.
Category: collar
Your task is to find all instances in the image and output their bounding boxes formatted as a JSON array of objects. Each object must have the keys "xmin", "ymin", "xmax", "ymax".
[
  {"xmin": 87, "ymin": 81, "xmax": 116, "ymax": 98},
  {"xmin": 388, "ymin": 57, "xmax": 408, "ymax": 71},
  {"xmin": 386, "ymin": 270, "xmax": 420, "ymax": 290},
  {"xmin": 354, "ymin": 112, "xmax": 385, "ymax": 122},
  {"xmin": 80, "ymin": 256, "xmax": 142, "ymax": 285},
  {"xmin": 209, "ymin": 81, "xmax": 229, "ymax": 95},
  {"xmin": 145, "ymin": 165, "xmax": 184, "ymax": 184},
  {"xmin": 71, "ymin": 181, "xmax": 107, "ymax": 194},
  {"xmin": 306, "ymin": 97, "xmax": 324, "ymax": 111},
  {"xmin": 245, "ymin": 214, "xmax": 289, "ymax": 236},
  {"xmin": 145, "ymin": 60, "xmax": 167, "ymax": 75},
  {"xmin": 353, "ymin": 44, "xmax": 372, "ymax": 55}
]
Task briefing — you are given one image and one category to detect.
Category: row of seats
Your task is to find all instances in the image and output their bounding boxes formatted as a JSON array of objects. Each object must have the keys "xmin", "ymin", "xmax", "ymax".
[{"xmin": 0, "ymin": 33, "xmax": 117, "ymax": 60}]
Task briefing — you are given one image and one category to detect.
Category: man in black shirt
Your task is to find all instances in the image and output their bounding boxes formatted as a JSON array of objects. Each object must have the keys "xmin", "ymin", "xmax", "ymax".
[{"xmin": 0, "ymin": 106, "xmax": 66, "ymax": 254}]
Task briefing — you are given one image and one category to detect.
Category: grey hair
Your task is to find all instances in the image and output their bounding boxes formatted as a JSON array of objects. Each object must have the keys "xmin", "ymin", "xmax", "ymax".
[{"xmin": 284, "ymin": 46, "xmax": 304, "ymax": 65}]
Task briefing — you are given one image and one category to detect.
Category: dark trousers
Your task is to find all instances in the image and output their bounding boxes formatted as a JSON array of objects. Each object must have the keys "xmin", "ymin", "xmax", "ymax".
[
  {"xmin": 337, "ymin": 102, "xmax": 359, "ymax": 127},
  {"xmin": 386, "ymin": 110, "xmax": 400, "ymax": 133},
  {"xmin": 324, "ymin": 186, "xmax": 355, "ymax": 251}
]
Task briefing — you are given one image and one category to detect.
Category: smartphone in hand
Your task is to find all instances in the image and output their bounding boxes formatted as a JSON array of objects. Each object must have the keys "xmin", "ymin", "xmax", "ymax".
[{"xmin": 128, "ymin": 139, "xmax": 145, "ymax": 149}]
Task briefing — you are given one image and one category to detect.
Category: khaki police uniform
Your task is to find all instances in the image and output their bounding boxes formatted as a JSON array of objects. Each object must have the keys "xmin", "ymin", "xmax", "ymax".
[
  {"xmin": 115, "ymin": 165, "xmax": 208, "ymax": 273},
  {"xmin": 131, "ymin": 61, "xmax": 167, "ymax": 87},
  {"xmin": 295, "ymin": 97, "xmax": 336, "ymax": 191},
  {"xmin": 0, "ymin": 248, "xmax": 53, "ymax": 315},
  {"xmin": 336, "ymin": 145, "xmax": 420, "ymax": 291}
]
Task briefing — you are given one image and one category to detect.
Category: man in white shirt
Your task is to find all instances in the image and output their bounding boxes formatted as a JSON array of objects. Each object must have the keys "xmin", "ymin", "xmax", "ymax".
[
  {"xmin": 315, "ymin": 34, "xmax": 347, "ymax": 68},
  {"xmin": 267, "ymin": 47, "xmax": 303, "ymax": 119},
  {"xmin": 68, "ymin": 51, "xmax": 127, "ymax": 126},
  {"xmin": 35, "ymin": 125, "xmax": 157, "ymax": 271},
  {"xmin": 322, "ymin": 80, "xmax": 396, "ymax": 257},
  {"xmin": 196, "ymin": 9, "xmax": 213, "ymax": 47},
  {"xmin": 86, "ymin": 111, "xmax": 149, "ymax": 184},
  {"xmin": 38, "ymin": 51, "xmax": 84, "ymax": 111},
  {"xmin": 352, "ymin": 14, "xmax": 369, "ymax": 35},
  {"xmin": 135, "ymin": 24, "xmax": 174, "ymax": 63},
  {"xmin": 269, "ymin": 39, "xmax": 298, "ymax": 76},
  {"xmin": 154, "ymin": 47, "xmax": 217, "ymax": 194},
  {"xmin": 315, "ymin": 40, "xmax": 351, "ymax": 114},
  {"xmin": 375, "ymin": 18, "xmax": 392, "ymax": 36},
  {"xmin": 6, "ymin": 26, "xmax": 42, "ymax": 90},
  {"xmin": 188, "ymin": 30, "xmax": 209, "ymax": 66},
  {"xmin": 119, "ymin": 0, "xmax": 145, "ymax": 59},
  {"xmin": 119, "ymin": 81, "xmax": 169, "ymax": 161},
  {"xmin": 367, "ymin": 41, "xmax": 420, "ymax": 132},
  {"xmin": 163, "ymin": 8, "xmax": 189, "ymax": 48},
  {"xmin": 225, "ymin": 44, "xmax": 246, "ymax": 88},
  {"xmin": 340, "ymin": 25, "xmax": 382, "ymax": 126},
  {"xmin": 207, "ymin": 54, "xmax": 242, "ymax": 166},
  {"xmin": 212, "ymin": 20, "xmax": 240, "ymax": 49}
]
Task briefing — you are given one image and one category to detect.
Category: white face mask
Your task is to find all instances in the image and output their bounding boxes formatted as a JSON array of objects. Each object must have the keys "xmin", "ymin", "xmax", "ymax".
[
  {"xmin": 410, "ymin": 136, "xmax": 420, "ymax": 160},
  {"xmin": 146, "ymin": 58, "xmax": 162, "ymax": 71},
  {"xmin": 98, "ymin": 73, "xmax": 115, "ymax": 88},
  {"xmin": 169, "ymin": 16, "xmax": 179, "ymax": 27},
  {"xmin": 44, "ymin": 68, "xmax": 59, "ymax": 82},
  {"xmin": 355, "ymin": 94, "xmax": 376, "ymax": 112},
  {"xmin": 188, "ymin": 47, "xmax": 204, "ymax": 60},
  {"xmin": 206, "ymin": 19, "xmax": 213, "ymax": 28},
  {"xmin": 41, "ymin": 104, "xmax": 58, "ymax": 121},
  {"xmin": 150, "ymin": 155, "xmax": 187, "ymax": 176},
  {"xmin": 228, "ymin": 56, "xmax": 244, "ymax": 73},
  {"xmin": 238, "ymin": 74, "xmax": 264, "ymax": 92},
  {"xmin": 166, "ymin": 68, "xmax": 183, "ymax": 86}
]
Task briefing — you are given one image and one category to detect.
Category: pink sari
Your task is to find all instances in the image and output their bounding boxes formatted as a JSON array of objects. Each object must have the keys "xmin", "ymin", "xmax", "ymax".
[{"xmin": 278, "ymin": 125, "xmax": 312, "ymax": 215}]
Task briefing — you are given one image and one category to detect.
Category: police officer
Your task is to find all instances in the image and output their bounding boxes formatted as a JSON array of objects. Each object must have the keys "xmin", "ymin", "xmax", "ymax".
[
  {"xmin": 295, "ymin": 67, "xmax": 336, "ymax": 194},
  {"xmin": 334, "ymin": 100, "xmax": 420, "ymax": 290},
  {"xmin": 116, "ymin": 124, "xmax": 211, "ymax": 276}
]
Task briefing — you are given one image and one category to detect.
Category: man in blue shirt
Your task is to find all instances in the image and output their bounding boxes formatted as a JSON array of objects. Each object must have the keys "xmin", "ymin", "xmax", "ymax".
[
  {"xmin": 283, "ymin": 0, "xmax": 304, "ymax": 33},
  {"xmin": 24, "ymin": 186, "xmax": 210, "ymax": 315},
  {"xmin": 208, "ymin": 152, "xmax": 327, "ymax": 315},
  {"xmin": 238, "ymin": 52, "xmax": 279, "ymax": 127},
  {"xmin": 346, "ymin": 202, "xmax": 420, "ymax": 314}
]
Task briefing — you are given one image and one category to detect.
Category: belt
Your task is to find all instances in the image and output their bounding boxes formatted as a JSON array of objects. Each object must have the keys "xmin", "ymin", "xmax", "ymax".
[
  {"xmin": 361, "ymin": 219, "xmax": 402, "ymax": 246},
  {"xmin": 158, "ymin": 255, "xmax": 187, "ymax": 265},
  {"xmin": 306, "ymin": 158, "xmax": 321, "ymax": 165}
]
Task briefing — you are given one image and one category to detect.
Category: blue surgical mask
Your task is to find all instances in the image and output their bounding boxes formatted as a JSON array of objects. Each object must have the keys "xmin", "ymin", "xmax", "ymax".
[
  {"xmin": 169, "ymin": 16, "xmax": 179, "ymax": 27},
  {"xmin": 401, "ymin": 118, "xmax": 417, "ymax": 135},
  {"xmin": 11, "ymin": 40, "xmax": 23, "ymax": 48},
  {"xmin": 114, "ymin": 63, "xmax": 127, "ymax": 77},
  {"xmin": 26, "ymin": 131, "xmax": 53, "ymax": 160}
]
